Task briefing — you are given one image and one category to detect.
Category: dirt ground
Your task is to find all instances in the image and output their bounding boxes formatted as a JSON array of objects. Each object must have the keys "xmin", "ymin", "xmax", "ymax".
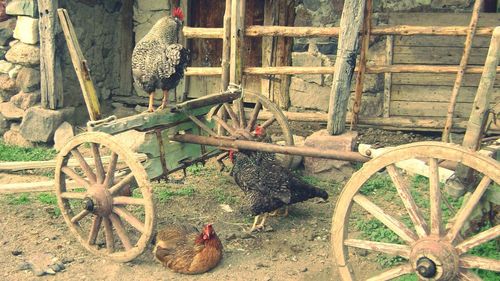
[{"xmin": 0, "ymin": 129, "xmax": 445, "ymax": 281}]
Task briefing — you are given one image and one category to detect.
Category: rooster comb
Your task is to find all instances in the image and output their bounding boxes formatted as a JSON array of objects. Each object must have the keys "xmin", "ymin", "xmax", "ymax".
[{"xmin": 172, "ymin": 7, "xmax": 184, "ymax": 21}]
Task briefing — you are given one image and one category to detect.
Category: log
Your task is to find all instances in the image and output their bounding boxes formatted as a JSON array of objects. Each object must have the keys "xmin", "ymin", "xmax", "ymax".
[
  {"xmin": 350, "ymin": 0, "xmax": 372, "ymax": 129},
  {"xmin": 383, "ymin": 35, "xmax": 394, "ymax": 117},
  {"xmin": 220, "ymin": 0, "xmax": 231, "ymax": 91},
  {"xmin": 119, "ymin": 0, "xmax": 133, "ymax": 98},
  {"xmin": 38, "ymin": 0, "xmax": 63, "ymax": 109},
  {"xmin": 327, "ymin": 0, "xmax": 366, "ymax": 135},
  {"xmin": 442, "ymin": 0, "xmax": 483, "ymax": 142},
  {"xmin": 182, "ymin": 25, "xmax": 496, "ymax": 39}
]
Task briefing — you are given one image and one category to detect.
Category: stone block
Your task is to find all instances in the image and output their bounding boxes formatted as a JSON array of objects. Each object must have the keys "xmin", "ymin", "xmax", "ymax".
[
  {"xmin": 20, "ymin": 106, "xmax": 68, "ymax": 142},
  {"xmin": 431, "ymin": 0, "xmax": 468, "ymax": 9},
  {"xmin": 0, "ymin": 0, "xmax": 7, "ymax": 22},
  {"xmin": 0, "ymin": 101, "xmax": 23, "ymax": 120},
  {"xmin": 289, "ymin": 77, "xmax": 330, "ymax": 112},
  {"xmin": 0, "ymin": 113, "xmax": 9, "ymax": 135},
  {"xmin": 10, "ymin": 90, "xmax": 39, "ymax": 110},
  {"xmin": 0, "ymin": 46, "xmax": 7, "ymax": 59},
  {"xmin": 15, "ymin": 67, "xmax": 39, "ymax": 92},
  {"xmin": 303, "ymin": 130, "xmax": 358, "ymax": 182},
  {"xmin": 0, "ymin": 59, "xmax": 13, "ymax": 73},
  {"xmin": 53, "ymin": 122, "xmax": 74, "ymax": 151},
  {"xmin": 0, "ymin": 18, "xmax": 16, "ymax": 46},
  {"xmin": 13, "ymin": 16, "xmax": 38, "ymax": 44},
  {"xmin": 292, "ymin": 52, "xmax": 323, "ymax": 84},
  {"xmin": 276, "ymin": 135, "xmax": 306, "ymax": 170},
  {"xmin": 6, "ymin": 0, "xmax": 38, "ymax": 18},
  {"xmin": 8, "ymin": 63, "xmax": 21, "ymax": 79},
  {"xmin": 137, "ymin": 0, "xmax": 169, "ymax": 11},
  {"xmin": 5, "ymin": 41, "xmax": 39, "ymax": 65},
  {"xmin": 0, "ymin": 74, "xmax": 18, "ymax": 101},
  {"xmin": 3, "ymin": 128, "xmax": 33, "ymax": 147}
]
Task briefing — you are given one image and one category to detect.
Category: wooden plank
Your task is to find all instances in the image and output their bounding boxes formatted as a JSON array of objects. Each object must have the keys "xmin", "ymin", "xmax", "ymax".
[
  {"xmin": 220, "ymin": 0, "xmax": 231, "ymax": 91},
  {"xmin": 391, "ymin": 85, "xmax": 500, "ymax": 103},
  {"xmin": 389, "ymin": 101, "xmax": 474, "ymax": 118},
  {"xmin": 393, "ymin": 46, "xmax": 489, "ymax": 65},
  {"xmin": 38, "ymin": 0, "xmax": 63, "ymax": 109},
  {"xmin": 388, "ymin": 12, "xmax": 500, "ymax": 27},
  {"xmin": 119, "ymin": 0, "xmax": 133, "ymax": 97},
  {"xmin": 392, "ymin": 73, "xmax": 500, "ymax": 87},
  {"xmin": 383, "ymin": 35, "xmax": 393, "ymax": 117},
  {"xmin": 327, "ymin": 0, "xmax": 366, "ymax": 135},
  {"xmin": 395, "ymin": 35, "xmax": 492, "ymax": 48}
]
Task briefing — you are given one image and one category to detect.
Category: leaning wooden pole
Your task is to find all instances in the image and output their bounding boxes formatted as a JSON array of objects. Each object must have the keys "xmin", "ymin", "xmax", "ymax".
[
  {"xmin": 220, "ymin": 0, "xmax": 231, "ymax": 91},
  {"xmin": 442, "ymin": 0, "xmax": 483, "ymax": 142},
  {"xmin": 327, "ymin": 0, "xmax": 366, "ymax": 135},
  {"xmin": 350, "ymin": 0, "xmax": 372, "ymax": 130}
]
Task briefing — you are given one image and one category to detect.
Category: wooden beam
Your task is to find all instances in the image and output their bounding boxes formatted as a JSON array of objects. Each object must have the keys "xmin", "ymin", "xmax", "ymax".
[
  {"xmin": 327, "ymin": 0, "xmax": 366, "ymax": 135},
  {"xmin": 119, "ymin": 0, "xmax": 134, "ymax": 98},
  {"xmin": 220, "ymin": 0, "xmax": 231, "ymax": 91},
  {"xmin": 442, "ymin": 0, "xmax": 483, "ymax": 142},
  {"xmin": 38, "ymin": 0, "xmax": 63, "ymax": 109},
  {"xmin": 383, "ymin": 35, "xmax": 394, "ymax": 117}
]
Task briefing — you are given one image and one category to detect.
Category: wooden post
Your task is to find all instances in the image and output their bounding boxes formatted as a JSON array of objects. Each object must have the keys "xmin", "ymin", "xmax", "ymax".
[
  {"xmin": 327, "ymin": 0, "xmax": 366, "ymax": 135},
  {"xmin": 119, "ymin": 0, "xmax": 133, "ymax": 98},
  {"xmin": 442, "ymin": 0, "xmax": 483, "ymax": 142},
  {"xmin": 462, "ymin": 26, "xmax": 500, "ymax": 150},
  {"xmin": 38, "ymin": 0, "xmax": 63, "ymax": 109},
  {"xmin": 383, "ymin": 35, "xmax": 394, "ymax": 117},
  {"xmin": 221, "ymin": 0, "xmax": 231, "ymax": 91},
  {"xmin": 230, "ymin": 0, "xmax": 246, "ymax": 127},
  {"xmin": 350, "ymin": 0, "xmax": 372, "ymax": 130},
  {"xmin": 178, "ymin": 0, "xmax": 190, "ymax": 101}
]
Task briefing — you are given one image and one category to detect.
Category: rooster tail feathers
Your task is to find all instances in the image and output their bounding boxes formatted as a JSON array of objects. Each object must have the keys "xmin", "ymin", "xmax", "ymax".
[{"xmin": 291, "ymin": 178, "xmax": 329, "ymax": 201}]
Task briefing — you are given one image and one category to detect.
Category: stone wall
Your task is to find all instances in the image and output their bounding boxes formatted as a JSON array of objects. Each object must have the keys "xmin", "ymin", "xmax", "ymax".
[{"xmin": 289, "ymin": 0, "xmax": 474, "ymax": 116}]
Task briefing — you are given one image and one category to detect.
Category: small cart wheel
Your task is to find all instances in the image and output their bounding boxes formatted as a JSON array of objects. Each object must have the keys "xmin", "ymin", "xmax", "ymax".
[
  {"xmin": 55, "ymin": 132, "xmax": 155, "ymax": 262},
  {"xmin": 210, "ymin": 92, "xmax": 295, "ymax": 168},
  {"xmin": 332, "ymin": 141, "xmax": 500, "ymax": 280}
]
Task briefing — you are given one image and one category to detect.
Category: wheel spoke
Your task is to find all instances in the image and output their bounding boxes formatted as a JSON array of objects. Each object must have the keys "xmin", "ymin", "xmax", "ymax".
[
  {"xmin": 109, "ymin": 213, "xmax": 133, "ymax": 250},
  {"xmin": 223, "ymin": 103, "xmax": 240, "ymax": 128},
  {"xmin": 455, "ymin": 224, "xmax": 500, "ymax": 254},
  {"xmin": 113, "ymin": 196, "xmax": 145, "ymax": 205},
  {"xmin": 91, "ymin": 143, "xmax": 105, "ymax": 184},
  {"xmin": 71, "ymin": 210, "xmax": 90, "ymax": 224},
  {"xmin": 344, "ymin": 239, "xmax": 410, "ymax": 258},
  {"xmin": 237, "ymin": 99, "xmax": 246, "ymax": 128},
  {"xmin": 446, "ymin": 175, "xmax": 492, "ymax": 243},
  {"xmin": 354, "ymin": 194, "xmax": 418, "ymax": 243},
  {"xmin": 429, "ymin": 158, "xmax": 443, "ymax": 236},
  {"xmin": 366, "ymin": 263, "xmax": 413, "ymax": 281},
  {"xmin": 70, "ymin": 149, "xmax": 97, "ymax": 183},
  {"xmin": 187, "ymin": 115, "xmax": 218, "ymax": 137},
  {"xmin": 103, "ymin": 217, "xmax": 114, "ymax": 253},
  {"xmin": 104, "ymin": 153, "xmax": 118, "ymax": 188},
  {"xmin": 460, "ymin": 255, "xmax": 500, "ymax": 272},
  {"xmin": 458, "ymin": 270, "xmax": 483, "ymax": 281},
  {"xmin": 87, "ymin": 215, "xmax": 102, "ymax": 245},
  {"xmin": 261, "ymin": 116, "xmax": 276, "ymax": 129},
  {"xmin": 212, "ymin": 115, "xmax": 238, "ymax": 136},
  {"xmin": 61, "ymin": 167, "xmax": 90, "ymax": 188},
  {"xmin": 113, "ymin": 207, "xmax": 145, "ymax": 233},
  {"xmin": 109, "ymin": 173, "xmax": 135, "ymax": 195},
  {"xmin": 386, "ymin": 164, "xmax": 428, "ymax": 238},
  {"xmin": 246, "ymin": 101, "xmax": 262, "ymax": 131},
  {"xmin": 60, "ymin": 192, "xmax": 87, "ymax": 200}
]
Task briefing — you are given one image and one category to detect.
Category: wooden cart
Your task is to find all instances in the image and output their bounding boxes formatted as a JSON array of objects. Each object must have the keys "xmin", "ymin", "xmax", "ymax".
[{"xmin": 54, "ymin": 9, "xmax": 499, "ymax": 280}]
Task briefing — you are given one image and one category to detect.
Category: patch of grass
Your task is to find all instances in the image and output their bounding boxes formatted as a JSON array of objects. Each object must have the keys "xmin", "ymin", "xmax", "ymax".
[
  {"xmin": 210, "ymin": 187, "xmax": 239, "ymax": 204},
  {"xmin": 355, "ymin": 218, "xmax": 402, "ymax": 244},
  {"xmin": 36, "ymin": 193, "xmax": 61, "ymax": 216},
  {"xmin": 156, "ymin": 187, "xmax": 195, "ymax": 202},
  {"xmin": 186, "ymin": 163, "xmax": 204, "ymax": 175},
  {"xmin": 0, "ymin": 142, "xmax": 56, "ymax": 162},
  {"xmin": 359, "ymin": 173, "xmax": 394, "ymax": 195},
  {"xmin": 394, "ymin": 275, "xmax": 418, "ymax": 281},
  {"xmin": 6, "ymin": 193, "xmax": 30, "ymax": 205},
  {"xmin": 299, "ymin": 175, "xmax": 322, "ymax": 187},
  {"xmin": 468, "ymin": 228, "xmax": 500, "ymax": 281}
]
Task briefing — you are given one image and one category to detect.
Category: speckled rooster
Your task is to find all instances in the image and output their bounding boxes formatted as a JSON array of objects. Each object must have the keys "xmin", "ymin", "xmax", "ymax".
[{"xmin": 132, "ymin": 7, "xmax": 190, "ymax": 112}]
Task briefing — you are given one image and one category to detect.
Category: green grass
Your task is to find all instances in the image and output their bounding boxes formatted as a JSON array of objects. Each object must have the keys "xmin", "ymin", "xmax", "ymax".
[
  {"xmin": 186, "ymin": 163, "xmax": 205, "ymax": 175},
  {"xmin": 359, "ymin": 173, "xmax": 394, "ymax": 195},
  {"xmin": 468, "ymin": 224, "xmax": 500, "ymax": 281},
  {"xmin": 155, "ymin": 186, "xmax": 196, "ymax": 202},
  {"xmin": 36, "ymin": 193, "xmax": 61, "ymax": 216},
  {"xmin": 0, "ymin": 142, "xmax": 56, "ymax": 162},
  {"xmin": 5, "ymin": 193, "xmax": 31, "ymax": 205},
  {"xmin": 210, "ymin": 187, "xmax": 239, "ymax": 204}
]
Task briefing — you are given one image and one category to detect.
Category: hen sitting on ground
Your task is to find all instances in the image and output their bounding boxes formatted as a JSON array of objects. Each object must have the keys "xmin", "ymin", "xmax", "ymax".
[{"xmin": 153, "ymin": 224, "xmax": 223, "ymax": 274}]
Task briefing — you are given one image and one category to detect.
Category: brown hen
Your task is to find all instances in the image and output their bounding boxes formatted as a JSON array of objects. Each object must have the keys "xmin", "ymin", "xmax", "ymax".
[{"xmin": 153, "ymin": 224, "xmax": 223, "ymax": 274}]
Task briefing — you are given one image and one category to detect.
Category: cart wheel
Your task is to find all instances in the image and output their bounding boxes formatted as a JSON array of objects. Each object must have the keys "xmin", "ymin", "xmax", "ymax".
[
  {"xmin": 210, "ymin": 92, "xmax": 295, "ymax": 168},
  {"xmin": 55, "ymin": 132, "xmax": 155, "ymax": 262},
  {"xmin": 332, "ymin": 141, "xmax": 499, "ymax": 280}
]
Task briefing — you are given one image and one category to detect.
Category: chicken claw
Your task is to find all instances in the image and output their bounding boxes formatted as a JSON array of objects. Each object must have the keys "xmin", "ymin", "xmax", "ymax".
[{"xmin": 249, "ymin": 213, "xmax": 268, "ymax": 233}]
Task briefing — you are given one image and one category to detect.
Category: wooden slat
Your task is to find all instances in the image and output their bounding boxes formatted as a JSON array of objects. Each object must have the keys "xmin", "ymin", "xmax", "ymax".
[
  {"xmin": 395, "ymin": 35, "xmax": 492, "ymax": 48},
  {"xmin": 383, "ymin": 35, "xmax": 394, "ymax": 117},
  {"xmin": 393, "ymin": 46, "xmax": 488, "ymax": 65},
  {"xmin": 388, "ymin": 12, "xmax": 500, "ymax": 27},
  {"xmin": 119, "ymin": 0, "xmax": 133, "ymax": 97},
  {"xmin": 392, "ymin": 73, "xmax": 500, "ymax": 87},
  {"xmin": 344, "ymin": 239, "xmax": 410, "ymax": 258},
  {"xmin": 391, "ymin": 85, "xmax": 500, "ymax": 103},
  {"xmin": 389, "ymin": 101, "xmax": 474, "ymax": 118}
]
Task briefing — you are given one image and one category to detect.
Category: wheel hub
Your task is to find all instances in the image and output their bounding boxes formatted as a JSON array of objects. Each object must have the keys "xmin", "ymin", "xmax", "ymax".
[
  {"xmin": 410, "ymin": 237, "xmax": 459, "ymax": 280},
  {"xmin": 84, "ymin": 184, "xmax": 113, "ymax": 216}
]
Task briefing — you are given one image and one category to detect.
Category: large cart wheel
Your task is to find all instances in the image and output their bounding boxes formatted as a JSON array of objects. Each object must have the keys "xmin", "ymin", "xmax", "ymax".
[
  {"xmin": 210, "ymin": 92, "xmax": 295, "ymax": 168},
  {"xmin": 332, "ymin": 141, "xmax": 499, "ymax": 280},
  {"xmin": 55, "ymin": 132, "xmax": 155, "ymax": 262}
]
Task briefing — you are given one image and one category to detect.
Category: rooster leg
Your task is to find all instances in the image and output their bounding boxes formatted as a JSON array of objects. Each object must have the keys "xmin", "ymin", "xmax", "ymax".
[
  {"xmin": 269, "ymin": 206, "xmax": 289, "ymax": 217},
  {"xmin": 157, "ymin": 89, "xmax": 169, "ymax": 110},
  {"xmin": 249, "ymin": 213, "xmax": 268, "ymax": 232},
  {"xmin": 147, "ymin": 92, "xmax": 155, "ymax": 112}
]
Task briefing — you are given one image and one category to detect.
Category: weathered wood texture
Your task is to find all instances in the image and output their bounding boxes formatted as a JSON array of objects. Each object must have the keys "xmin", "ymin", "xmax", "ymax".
[
  {"xmin": 327, "ymin": 0, "xmax": 366, "ymax": 135},
  {"xmin": 119, "ymin": 0, "xmax": 133, "ymax": 98},
  {"xmin": 38, "ymin": 0, "xmax": 63, "ymax": 109}
]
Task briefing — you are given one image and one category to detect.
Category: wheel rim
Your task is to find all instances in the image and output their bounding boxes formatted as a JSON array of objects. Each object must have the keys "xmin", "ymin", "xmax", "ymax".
[
  {"xmin": 210, "ymin": 92, "xmax": 295, "ymax": 168},
  {"xmin": 55, "ymin": 132, "xmax": 155, "ymax": 262},
  {"xmin": 331, "ymin": 141, "xmax": 500, "ymax": 280}
]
